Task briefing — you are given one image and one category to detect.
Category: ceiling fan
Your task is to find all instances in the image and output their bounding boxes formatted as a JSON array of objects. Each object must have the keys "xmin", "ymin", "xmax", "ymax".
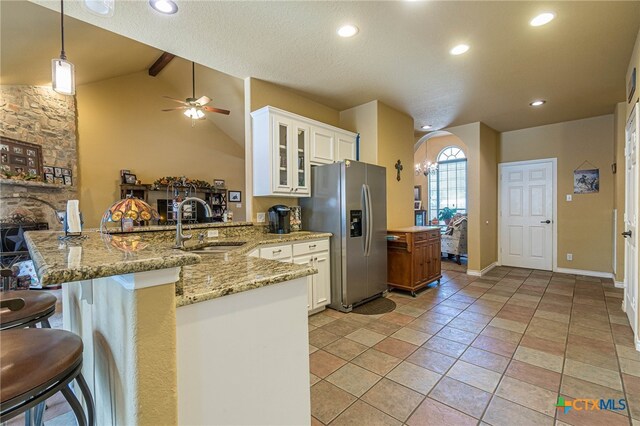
[{"xmin": 162, "ymin": 62, "xmax": 230, "ymax": 121}]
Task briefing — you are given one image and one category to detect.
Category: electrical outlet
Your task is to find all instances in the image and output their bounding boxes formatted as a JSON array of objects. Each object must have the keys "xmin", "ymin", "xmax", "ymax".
[
  {"xmin": 236, "ymin": 203, "xmax": 242, "ymax": 208},
  {"xmin": 257, "ymin": 212, "xmax": 266, "ymax": 223},
  {"xmin": 207, "ymin": 230, "xmax": 219, "ymax": 238},
  {"xmin": 566, "ymin": 253, "xmax": 573, "ymax": 261},
  {"xmin": 566, "ymin": 194, "xmax": 572, "ymax": 202}
]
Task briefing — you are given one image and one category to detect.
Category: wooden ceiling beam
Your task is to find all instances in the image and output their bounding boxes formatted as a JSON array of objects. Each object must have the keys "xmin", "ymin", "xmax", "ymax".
[{"xmin": 148, "ymin": 52, "xmax": 176, "ymax": 77}]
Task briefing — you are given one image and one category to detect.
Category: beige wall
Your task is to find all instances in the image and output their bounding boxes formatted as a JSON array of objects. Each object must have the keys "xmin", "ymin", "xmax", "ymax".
[
  {"xmin": 377, "ymin": 101, "xmax": 415, "ymax": 229},
  {"xmin": 245, "ymin": 78, "xmax": 342, "ymax": 221},
  {"xmin": 339, "ymin": 100, "xmax": 378, "ymax": 164},
  {"xmin": 479, "ymin": 123, "xmax": 499, "ymax": 270},
  {"xmin": 76, "ymin": 70, "xmax": 246, "ymax": 228},
  {"xmin": 499, "ymin": 114, "xmax": 615, "ymax": 273}
]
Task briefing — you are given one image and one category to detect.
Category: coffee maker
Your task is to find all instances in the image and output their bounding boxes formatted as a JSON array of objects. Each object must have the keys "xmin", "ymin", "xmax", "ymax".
[{"xmin": 268, "ymin": 205, "xmax": 291, "ymax": 234}]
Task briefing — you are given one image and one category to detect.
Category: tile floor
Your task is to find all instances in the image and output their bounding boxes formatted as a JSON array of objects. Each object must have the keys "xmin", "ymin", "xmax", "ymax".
[{"xmin": 309, "ymin": 266, "xmax": 638, "ymax": 426}]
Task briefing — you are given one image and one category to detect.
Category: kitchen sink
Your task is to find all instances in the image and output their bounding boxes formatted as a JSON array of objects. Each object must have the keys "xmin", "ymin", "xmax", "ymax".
[{"xmin": 187, "ymin": 243, "xmax": 246, "ymax": 254}]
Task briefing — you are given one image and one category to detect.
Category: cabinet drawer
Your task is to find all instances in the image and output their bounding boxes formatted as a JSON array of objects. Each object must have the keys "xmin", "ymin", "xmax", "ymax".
[
  {"xmin": 260, "ymin": 245, "xmax": 293, "ymax": 261},
  {"xmin": 428, "ymin": 230, "xmax": 440, "ymax": 240},
  {"xmin": 414, "ymin": 232, "xmax": 429, "ymax": 242},
  {"xmin": 293, "ymin": 239, "xmax": 329, "ymax": 256}
]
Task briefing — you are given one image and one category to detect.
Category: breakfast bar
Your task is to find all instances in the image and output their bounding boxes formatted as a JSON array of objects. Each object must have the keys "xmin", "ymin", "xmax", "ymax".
[{"xmin": 25, "ymin": 224, "xmax": 328, "ymax": 425}]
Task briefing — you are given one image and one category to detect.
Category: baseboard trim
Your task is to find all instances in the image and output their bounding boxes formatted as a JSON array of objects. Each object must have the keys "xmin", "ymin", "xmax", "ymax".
[
  {"xmin": 467, "ymin": 262, "xmax": 498, "ymax": 277},
  {"xmin": 554, "ymin": 267, "xmax": 614, "ymax": 279},
  {"xmin": 615, "ymin": 281, "xmax": 625, "ymax": 289}
]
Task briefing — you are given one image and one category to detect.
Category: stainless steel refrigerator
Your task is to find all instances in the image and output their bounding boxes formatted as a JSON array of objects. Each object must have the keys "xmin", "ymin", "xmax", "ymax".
[{"xmin": 300, "ymin": 161, "xmax": 388, "ymax": 312}]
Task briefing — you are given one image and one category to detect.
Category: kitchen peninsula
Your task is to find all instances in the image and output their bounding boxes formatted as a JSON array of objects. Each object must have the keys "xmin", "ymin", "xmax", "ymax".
[{"xmin": 25, "ymin": 222, "xmax": 330, "ymax": 425}]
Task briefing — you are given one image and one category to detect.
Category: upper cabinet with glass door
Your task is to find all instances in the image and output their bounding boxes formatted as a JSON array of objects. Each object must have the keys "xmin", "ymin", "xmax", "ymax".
[
  {"xmin": 252, "ymin": 107, "xmax": 310, "ymax": 197},
  {"xmin": 252, "ymin": 106, "xmax": 356, "ymax": 197}
]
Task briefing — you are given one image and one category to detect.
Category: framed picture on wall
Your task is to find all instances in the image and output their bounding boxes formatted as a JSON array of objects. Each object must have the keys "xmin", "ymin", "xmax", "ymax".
[
  {"xmin": 228, "ymin": 191, "xmax": 241, "ymax": 202},
  {"xmin": 0, "ymin": 137, "xmax": 43, "ymax": 177},
  {"xmin": 414, "ymin": 185, "xmax": 421, "ymax": 201},
  {"xmin": 123, "ymin": 173, "xmax": 137, "ymax": 184},
  {"xmin": 414, "ymin": 201, "xmax": 422, "ymax": 210}
]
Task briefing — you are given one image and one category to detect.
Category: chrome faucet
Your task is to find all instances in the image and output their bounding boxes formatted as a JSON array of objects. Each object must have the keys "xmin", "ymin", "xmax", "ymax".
[{"xmin": 174, "ymin": 197, "xmax": 213, "ymax": 249}]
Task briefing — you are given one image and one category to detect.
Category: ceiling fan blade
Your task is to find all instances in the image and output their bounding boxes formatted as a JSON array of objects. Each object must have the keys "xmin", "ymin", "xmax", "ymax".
[
  {"xmin": 163, "ymin": 96, "xmax": 188, "ymax": 105},
  {"xmin": 162, "ymin": 107, "xmax": 188, "ymax": 111},
  {"xmin": 203, "ymin": 106, "xmax": 231, "ymax": 115},
  {"xmin": 195, "ymin": 95, "xmax": 211, "ymax": 106}
]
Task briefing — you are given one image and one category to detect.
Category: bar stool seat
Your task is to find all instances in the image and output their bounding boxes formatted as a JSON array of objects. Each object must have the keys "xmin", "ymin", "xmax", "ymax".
[
  {"xmin": 0, "ymin": 328, "xmax": 94, "ymax": 425},
  {"xmin": 0, "ymin": 290, "xmax": 56, "ymax": 330}
]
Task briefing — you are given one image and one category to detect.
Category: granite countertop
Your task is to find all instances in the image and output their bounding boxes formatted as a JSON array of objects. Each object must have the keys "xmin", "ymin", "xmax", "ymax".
[
  {"xmin": 25, "ymin": 227, "xmax": 331, "ymax": 307},
  {"xmin": 24, "ymin": 231, "xmax": 201, "ymax": 286},
  {"xmin": 387, "ymin": 226, "xmax": 441, "ymax": 233}
]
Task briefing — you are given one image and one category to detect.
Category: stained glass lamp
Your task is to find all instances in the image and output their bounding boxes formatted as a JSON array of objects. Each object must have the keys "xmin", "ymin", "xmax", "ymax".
[{"xmin": 100, "ymin": 196, "xmax": 159, "ymax": 232}]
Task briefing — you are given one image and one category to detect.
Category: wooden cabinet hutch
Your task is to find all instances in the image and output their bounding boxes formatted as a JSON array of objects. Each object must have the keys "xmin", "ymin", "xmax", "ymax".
[{"xmin": 387, "ymin": 226, "xmax": 442, "ymax": 296}]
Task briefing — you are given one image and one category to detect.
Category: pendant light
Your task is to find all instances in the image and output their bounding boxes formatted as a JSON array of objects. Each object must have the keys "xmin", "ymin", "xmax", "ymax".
[{"xmin": 52, "ymin": 0, "xmax": 75, "ymax": 95}]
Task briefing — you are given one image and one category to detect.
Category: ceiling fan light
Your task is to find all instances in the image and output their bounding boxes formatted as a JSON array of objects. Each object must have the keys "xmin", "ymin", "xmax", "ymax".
[
  {"xmin": 184, "ymin": 107, "xmax": 204, "ymax": 119},
  {"xmin": 51, "ymin": 58, "xmax": 75, "ymax": 95},
  {"xmin": 149, "ymin": 0, "xmax": 178, "ymax": 14}
]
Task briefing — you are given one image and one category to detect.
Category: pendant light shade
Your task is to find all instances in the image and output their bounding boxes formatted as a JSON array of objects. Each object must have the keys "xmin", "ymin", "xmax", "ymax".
[
  {"xmin": 52, "ymin": 0, "xmax": 75, "ymax": 96},
  {"xmin": 52, "ymin": 58, "xmax": 75, "ymax": 95}
]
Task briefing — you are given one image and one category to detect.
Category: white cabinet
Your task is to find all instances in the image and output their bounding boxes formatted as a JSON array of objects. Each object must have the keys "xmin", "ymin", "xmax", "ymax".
[
  {"xmin": 252, "ymin": 106, "xmax": 357, "ymax": 197},
  {"xmin": 310, "ymin": 127, "xmax": 357, "ymax": 165},
  {"xmin": 252, "ymin": 108, "xmax": 310, "ymax": 197},
  {"xmin": 256, "ymin": 238, "xmax": 331, "ymax": 314}
]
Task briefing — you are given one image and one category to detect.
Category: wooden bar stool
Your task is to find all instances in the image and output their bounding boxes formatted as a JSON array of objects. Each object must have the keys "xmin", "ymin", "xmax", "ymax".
[
  {"xmin": 0, "ymin": 290, "xmax": 56, "ymax": 330},
  {"xmin": 0, "ymin": 328, "xmax": 95, "ymax": 426}
]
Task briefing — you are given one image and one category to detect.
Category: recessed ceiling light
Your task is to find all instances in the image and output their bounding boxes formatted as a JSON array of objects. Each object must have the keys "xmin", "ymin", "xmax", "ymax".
[
  {"xmin": 530, "ymin": 12, "xmax": 555, "ymax": 27},
  {"xmin": 421, "ymin": 125, "xmax": 432, "ymax": 130},
  {"xmin": 529, "ymin": 100, "xmax": 546, "ymax": 107},
  {"xmin": 337, "ymin": 25, "xmax": 359, "ymax": 38},
  {"xmin": 450, "ymin": 44, "xmax": 470, "ymax": 55},
  {"xmin": 149, "ymin": 0, "xmax": 178, "ymax": 14}
]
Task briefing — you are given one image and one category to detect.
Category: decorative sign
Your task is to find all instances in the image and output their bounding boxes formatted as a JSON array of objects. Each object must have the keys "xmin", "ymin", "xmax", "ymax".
[
  {"xmin": 574, "ymin": 169, "xmax": 599, "ymax": 194},
  {"xmin": 629, "ymin": 67, "xmax": 637, "ymax": 104}
]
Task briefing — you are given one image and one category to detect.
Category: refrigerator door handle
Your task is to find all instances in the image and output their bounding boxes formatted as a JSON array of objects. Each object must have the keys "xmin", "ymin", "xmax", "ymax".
[
  {"xmin": 364, "ymin": 184, "xmax": 373, "ymax": 257},
  {"xmin": 362, "ymin": 184, "xmax": 369, "ymax": 255}
]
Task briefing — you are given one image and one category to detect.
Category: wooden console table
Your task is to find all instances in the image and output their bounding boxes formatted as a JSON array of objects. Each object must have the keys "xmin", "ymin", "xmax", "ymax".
[{"xmin": 387, "ymin": 226, "xmax": 442, "ymax": 296}]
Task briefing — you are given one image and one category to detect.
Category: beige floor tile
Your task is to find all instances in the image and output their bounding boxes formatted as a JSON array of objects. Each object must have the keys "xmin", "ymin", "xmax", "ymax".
[
  {"xmin": 380, "ymin": 312, "xmax": 416, "ymax": 326},
  {"xmin": 365, "ymin": 320, "xmax": 403, "ymax": 336},
  {"xmin": 406, "ymin": 397, "xmax": 477, "ymax": 426},
  {"xmin": 321, "ymin": 319, "xmax": 362, "ymax": 337},
  {"xmin": 505, "ymin": 359, "xmax": 561, "ymax": 392},
  {"xmin": 393, "ymin": 304, "xmax": 427, "ymax": 318},
  {"xmin": 448, "ymin": 317, "xmax": 487, "ymax": 333},
  {"xmin": 472, "ymin": 334, "xmax": 518, "ymax": 357},
  {"xmin": 326, "ymin": 363, "xmax": 382, "ymax": 397},
  {"xmin": 480, "ymin": 325, "xmax": 523, "ymax": 344},
  {"xmin": 390, "ymin": 327, "xmax": 431, "ymax": 346},
  {"xmin": 420, "ymin": 311, "xmax": 457, "ymax": 325},
  {"xmin": 309, "ymin": 350, "xmax": 347, "ymax": 378},
  {"xmin": 460, "ymin": 346, "xmax": 509, "ymax": 373},
  {"xmin": 533, "ymin": 309, "xmax": 570, "ymax": 324},
  {"xmin": 435, "ymin": 326, "xmax": 478, "ymax": 345},
  {"xmin": 625, "ymin": 373, "xmax": 640, "ymax": 396},
  {"xmin": 422, "ymin": 336, "xmax": 468, "ymax": 358},
  {"xmin": 561, "ymin": 375, "xmax": 625, "ymax": 401},
  {"xmin": 330, "ymin": 400, "xmax": 402, "ymax": 426},
  {"xmin": 361, "ymin": 378, "xmax": 424, "ymax": 422},
  {"xmin": 309, "ymin": 344, "xmax": 318, "ymax": 354},
  {"xmin": 310, "ymin": 381, "xmax": 357, "ymax": 424},
  {"xmin": 323, "ymin": 337, "xmax": 368, "ymax": 361},
  {"xmin": 620, "ymin": 358, "xmax": 640, "ymax": 377},
  {"xmin": 525, "ymin": 324, "xmax": 568, "ymax": 344},
  {"xmin": 446, "ymin": 360, "xmax": 502, "ymax": 393},
  {"xmin": 429, "ymin": 377, "xmax": 492, "ymax": 419},
  {"xmin": 495, "ymin": 376, "xmax": 558, "ymax": 417},
  {"xmin": 309, "ymin": 328, "xmax": 340, "ymax": 348},
  {"xmin": 406, "ymin": 318, "xmax": 446, "ymax": 334},
  {"xmin": 564, "ymin": 359, "xmax": 623, "ymax": 391},
  {"xmin": 513, "ymin": 346, "xmax": 564, "ymax": 373},
  {"xmin": 309, "ymin": 313, "xmax": 338, "ymax": 327},
  {"xmin": 520, "ymin": 335, "xmax": 566, "ymax": 357},
  {"xmin": 386, "ymin": 361, "xmax": 441, "ymax": 395},
  {"xmin": 310, "ymin": 373, "xmax": 321, "ymax": 386},
  {"xmin": 568, "ymin": 323, "xmax": 614, "ymax": 343},
  {"xmin": 482, "ymin": 396, "xmax": 554, "ymax": 426},
  {"xmin": 406, "ymin": 347, "xmax": 457, "ymax": 374},
  {"xmin": 617, "ymin": 344, "xmax": 640, "ymax": 362},
  {"xmin": 374, "ymin": 337, "xmax": 419, "ymax": 359},
  {"xmin": 346, "ymin": 328, "xmax": 387, "ymax": 347},
  {"xmin": 351, "ymin": 348, "xmax": 402, "ymax": 376}
]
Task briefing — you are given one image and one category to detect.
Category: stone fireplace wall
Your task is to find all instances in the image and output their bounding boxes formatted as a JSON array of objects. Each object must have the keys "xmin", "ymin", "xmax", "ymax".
[{"xmin": 0, "ymin": 85, "xmax": 78, "ymax": 229}]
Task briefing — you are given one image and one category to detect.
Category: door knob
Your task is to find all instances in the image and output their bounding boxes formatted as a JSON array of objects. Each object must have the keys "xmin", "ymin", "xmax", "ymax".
[
  {"xmin": 622, "ymin": 231, "xmax": 632, "ymax": 238},
  {"xmin": 540, "ymin": 220, "xmax": 551, "ymax": 224}
]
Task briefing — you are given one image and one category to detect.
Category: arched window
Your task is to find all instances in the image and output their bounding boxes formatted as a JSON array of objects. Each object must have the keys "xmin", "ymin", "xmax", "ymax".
[{"xmin": 428, "ymin": 146, "xmax": 467, "ymax": 223}]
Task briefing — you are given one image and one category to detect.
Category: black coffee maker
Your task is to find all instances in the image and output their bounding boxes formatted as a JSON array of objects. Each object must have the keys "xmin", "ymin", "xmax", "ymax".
[{"xmin": 268, "ymin": 205, "xmax": 291, "ymax": 234}]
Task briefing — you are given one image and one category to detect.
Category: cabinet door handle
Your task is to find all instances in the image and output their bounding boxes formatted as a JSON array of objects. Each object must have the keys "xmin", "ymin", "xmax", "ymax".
[
  {"xmin": 309, "ymin": 244, "xmax": 316, "ymax": 249},
  {"xmin": 294, "ymin": 188, "xmax": 298, "ymax": 191},
  {"xmin": 273, "ymin": 249, "xmax": 282, "ymax": 254}
]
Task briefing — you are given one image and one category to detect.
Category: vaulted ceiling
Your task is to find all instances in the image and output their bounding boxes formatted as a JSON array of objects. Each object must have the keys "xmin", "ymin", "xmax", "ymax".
[{"xmin": 5, "ymin": 1, "xmax": 640, "ymax": 134}]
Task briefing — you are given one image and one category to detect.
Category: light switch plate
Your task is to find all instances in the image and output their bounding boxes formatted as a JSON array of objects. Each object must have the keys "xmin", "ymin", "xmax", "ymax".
[
  {"xmin": 566, "ymin": 194, "xmax": 572, "ymax": 201},
  {"xmin": 236, "ymin": 203, "xmax": 242, "ymax": 208},
  {"xmin": 257, "ymin": 212, "xmax": 266, "ymax": 223},
  {"xmin": 207, "ymin": 230, "xmax": 219, "ymax": 238},
  {"xmin": 566, "ymin": 253, "xmax": 573, "ymax": 261}
]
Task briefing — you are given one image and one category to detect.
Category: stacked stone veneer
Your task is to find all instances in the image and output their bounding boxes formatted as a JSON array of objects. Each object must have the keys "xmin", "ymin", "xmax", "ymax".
[{"xmin": 0, "ymin": 85, "xmax": 78, "ymax": 229}]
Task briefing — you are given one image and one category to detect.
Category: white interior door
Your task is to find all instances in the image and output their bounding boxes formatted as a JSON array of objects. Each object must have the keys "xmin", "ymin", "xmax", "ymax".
[
  {"xmin": 624, "ymin": 104, "xmax": 639, "ymax": 336},
  {"xmin": 500, "ymin": 160, "xmax": 554, "ymax": 270}
]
